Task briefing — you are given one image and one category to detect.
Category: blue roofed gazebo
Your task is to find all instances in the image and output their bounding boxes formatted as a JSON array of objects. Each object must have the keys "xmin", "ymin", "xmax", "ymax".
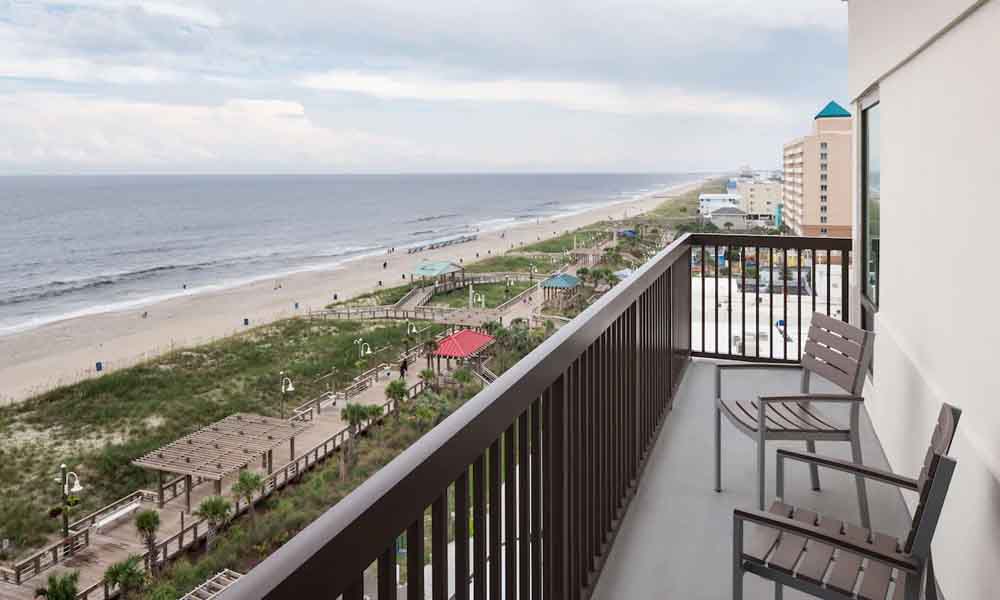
[
  {"xmin": 540, "ymin": 273, "xmax": 581, "ymax": 307},
  {"xmin": 412, "ymin": 260, "xmax": 465, "ymax": 284}
]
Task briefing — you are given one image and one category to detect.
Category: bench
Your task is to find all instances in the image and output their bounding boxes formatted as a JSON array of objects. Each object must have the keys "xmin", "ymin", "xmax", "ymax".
[{"xmin": 94, "ymin": 500, "xmax": 142, "ymax": 534}]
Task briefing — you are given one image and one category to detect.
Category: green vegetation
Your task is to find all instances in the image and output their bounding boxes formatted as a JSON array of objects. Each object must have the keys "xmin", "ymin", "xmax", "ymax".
[
  {"xmin": 105, "ymin": 556, "xmax": 146, "ymax": 600},
  {"xmin": 646, "ymin": 178, "xmax": 726, "ymax": 221},
  {"xmin": 231, "ymin": 471, "xmax": 265, "ymax": 528},
  {"xmin": 143, "ymin": 385, "xmax": 476, "ymax": 599},
  {"xmin": 463, "ymin": 254, "xmax": 564, "ymax": 274},
  {"xmin": 520, "ymin": 228, "xmax": 607, "ymax": 253},
  {"xmin": 0, "ymin": 317, "xmax": 442, "ymax": 555},
  {"xmin": 428, "ymin": 281, "xmax": 534, "ymax": 309},
  {"xmin": 135, "ymin": 510, "xmax": 161, "ymax": 572},
  {"xmin": 34, "ymin": 571, "xmax": 80, "ymax": 600},
  {"xmin": 327, "ymin": 281, "xmax": 418, "ymax": 309}
]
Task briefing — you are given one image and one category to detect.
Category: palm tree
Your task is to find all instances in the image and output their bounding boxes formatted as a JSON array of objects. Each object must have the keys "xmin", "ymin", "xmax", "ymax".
[
  {"xmin": 104, "ymin": 556, "xmax": 145, "ymax": 600},
  {"xmin": 419, "ymin": 367, "xmax": 437, "ymax": 391},
  {"xmin": 35, "ymin": 571, "xmax": 79, "ymax": 600},
  {"xmin": 195, "ymin": 496, "xmax": 231, "ymax": 548},
  {"xmin": 422, "ymin": 339, "xmax": 436, "ymax": 370},
  {"xmin": 340, "ymin": 403, "xmax": 383, "ymax": 480},
  {"xmin": 452, "ymin": 368, "xmax": 473, "ymax": 396},
  {"xmin": 133, "ymin": 509, "xmax": 160, "ymax": 573},
  {"xmin": 231, "ymin": 470, "xmax": 265, "ymax": 528}
]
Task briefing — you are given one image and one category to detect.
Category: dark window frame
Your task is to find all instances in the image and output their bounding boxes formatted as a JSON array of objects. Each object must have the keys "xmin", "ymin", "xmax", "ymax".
[{"xmin": 859, "ymin": 91, "xmax": 880, "ymax": 372}]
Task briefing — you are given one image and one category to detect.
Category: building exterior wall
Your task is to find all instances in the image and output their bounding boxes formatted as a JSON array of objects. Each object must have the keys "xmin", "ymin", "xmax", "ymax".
[
  {"xmin": 735, "ymin": 179, "xmax": 781, "ymax": 215},
  {"xmin": 849, "ymin": 2, "xmax": 1000, "ymax": 599},
  {"xmin": 698, "ymin": 193, "xmax": 741, "ymax": 216},
  {"xmin": 782, "ymin": 114, "xmax": 852, "ymax": 237}
]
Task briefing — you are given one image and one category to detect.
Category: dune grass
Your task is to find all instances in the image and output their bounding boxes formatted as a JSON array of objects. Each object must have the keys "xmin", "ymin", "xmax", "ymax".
[
  {"xmin": 0, "ymin": 318, "xmax": 442, "ymax": 556},
  {"xmin": 463, "ymin": 254, "xmax": 565, "ymax": 274}
]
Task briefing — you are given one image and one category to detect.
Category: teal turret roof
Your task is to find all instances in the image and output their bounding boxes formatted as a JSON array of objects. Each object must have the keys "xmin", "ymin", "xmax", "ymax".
[{"xmin": 814, "ymin": 100, "xmax": 851, "ymax": 119}]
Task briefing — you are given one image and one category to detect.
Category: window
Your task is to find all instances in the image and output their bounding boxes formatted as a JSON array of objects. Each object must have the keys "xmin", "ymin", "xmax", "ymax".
[
  {"xmin": 821, "ymin": 164, "xmax": 828, "ymax": 172},
  {"xmin": 820, "ymin": 152, "xmax": 828, "ymax": 160},
  {"xmin": 820, "ymin": 142, "xmax": 828, "ymax": 150},
  {"xmin": 821, "ymin": 185, "xmax": 828, "ymax": 192},
  {"xmin": 862, "ymin": 100, "xmax": 881, "ymax": 312},
  {"xmin": 820, "ymin": 227, "xmax": 828, "ymax": 235},
  {"xmin": 821, "ymin": 195, "xmax": 828, "ymax": 203},
  {"xmin": 820, "ymin": 206, "xmax": 828, "ymax": 214},
  {"xmin": 820, "ymin": 216, "xmax": 828, "ymax": 223},
  {"xmin": 821, "ymin": 174, "xmax": 828, "ymax": 181}
]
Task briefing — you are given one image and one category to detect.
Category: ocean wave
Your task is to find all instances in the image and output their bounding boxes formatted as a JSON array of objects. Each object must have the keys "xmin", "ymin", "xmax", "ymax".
[{"xmin": 404, "ymin": 213, "xmax": 459, "ymax": 224}]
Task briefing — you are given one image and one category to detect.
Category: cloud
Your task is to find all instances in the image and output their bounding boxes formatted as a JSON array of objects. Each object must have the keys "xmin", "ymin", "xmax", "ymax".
[
  {"xmin": 0, "ymin": 56, "xmax": 180, "ymax": 84},
  {"xmin": 0, "ymin": 93, "xmax": 430, "ymax": 172},
  {"xmin": 48, "ymin": 0, "xmax": 223, "ymax": 27},
  {"xmin": 298, "ymin": 70, "xmax": 791, "ymax": 119}
]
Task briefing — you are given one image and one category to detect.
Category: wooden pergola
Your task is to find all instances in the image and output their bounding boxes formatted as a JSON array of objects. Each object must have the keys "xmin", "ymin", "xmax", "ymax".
[
  {"xmin": 133, "ymin": 413, "xmax": 311, "ymax": 512},
  {"xmin": 181, "ymin": 569, "xmax": 243, "ymax": 600}
]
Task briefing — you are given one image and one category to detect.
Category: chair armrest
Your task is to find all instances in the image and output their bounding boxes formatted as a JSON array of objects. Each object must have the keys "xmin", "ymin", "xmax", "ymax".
[
  {"xmin": 715, "ymin": 363, "xmax": 802, "ymax": 400},
  {"xmin": 776, "ymin": 449, "xmax": 919, "ymax": 491},
  {"xmin": 734, "ymin": 508, "xmax": 919, "ymax": 573},
  {"xmin": 758, "ymin": 393, "xmax": 863, "ymax": 404}
]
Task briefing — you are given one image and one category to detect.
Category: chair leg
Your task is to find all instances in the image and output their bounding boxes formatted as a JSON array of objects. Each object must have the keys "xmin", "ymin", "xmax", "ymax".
[
  {"xmin": 733, "ymin": 517, "xmax": 744, "ymax": 600},
  {"xmin": 850, "ymin": 432, "xmax": 872, "ymax": 529},
  {"xmin": 774, "ymin": 582, "xmax": 783, "ymax": 600},
  {"xmin": 757, "ymin": 429, "xmax": 766, "ymax": 510},
  {"xmin": 805, "ymin": 439, "xmax": 821, "ymax": 491},
  {"xmin": 715, "ymin": 405, "xmax": 722, "ymax": 492}
]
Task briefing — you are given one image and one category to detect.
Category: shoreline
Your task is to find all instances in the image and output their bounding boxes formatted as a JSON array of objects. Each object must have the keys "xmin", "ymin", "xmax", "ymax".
[{"xmin": 0, "ymin": 178, "xmax": 705, "ymax": 404}]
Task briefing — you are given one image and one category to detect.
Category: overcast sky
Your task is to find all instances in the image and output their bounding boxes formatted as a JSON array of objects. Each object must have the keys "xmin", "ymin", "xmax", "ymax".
[{"xmin": 0, "ymin": 1, "xmax": 848, "ymax": 174}]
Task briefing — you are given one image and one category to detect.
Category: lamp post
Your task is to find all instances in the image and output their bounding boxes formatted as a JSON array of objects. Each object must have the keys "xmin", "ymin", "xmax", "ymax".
[
  {"xmin": 354, "ymin": 338, "xmax": 372, "ymax": 359},
  {"xmin": 406, "ymin": 321, "xmax": 419, "ymax": 335},
  {"xmin": 279, "ymin": 371, "xmax": 295, "ymax": 419},
  {"xmin": 59, "ymin": 464, "xmax": 83, "ymax": 538},
  {"xmin": 473, "ymin": 292, "xmax": 485, "ymax": 308}
]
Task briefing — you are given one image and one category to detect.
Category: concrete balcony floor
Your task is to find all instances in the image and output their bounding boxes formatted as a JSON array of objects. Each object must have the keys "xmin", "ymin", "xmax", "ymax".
[{"xmin": 593, "ymin": 359, "xmax": 913, "ymax": 600}]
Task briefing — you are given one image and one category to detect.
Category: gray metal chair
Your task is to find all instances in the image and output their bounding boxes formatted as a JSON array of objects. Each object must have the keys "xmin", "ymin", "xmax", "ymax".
[
  {"xmin": 733, "ymin": 403, "xmax": 961, "ymax": 600},
  {"xmin": 715, "ymin": 312, "xmax": 875, "ymax": 526}
]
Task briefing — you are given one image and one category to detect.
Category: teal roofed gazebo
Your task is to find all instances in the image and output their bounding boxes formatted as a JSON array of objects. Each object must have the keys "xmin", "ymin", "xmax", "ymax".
[
  {"xmin": 413, "ymin": 260, "xmax": 464, "ymax": 279},
  {"xmin": 540, "ymin": 273, "xmax": 580, "ymax": 289},
  {"xmin": 814, "ymin": 100, "xmax": 851, "ymax": 119},
  {"xmin": 540, "ymin": 273, "xmax": 580, "ymax": 308}
]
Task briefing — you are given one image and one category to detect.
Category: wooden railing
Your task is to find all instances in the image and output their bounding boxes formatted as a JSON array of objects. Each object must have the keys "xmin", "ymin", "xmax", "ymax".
[
  {"xmin": 10, "ymin": 528, "xmax": 91, "ymax": 584},
  {"xmin": 219, "ymin": 233, "xmax": 694, "ymax": 600}
]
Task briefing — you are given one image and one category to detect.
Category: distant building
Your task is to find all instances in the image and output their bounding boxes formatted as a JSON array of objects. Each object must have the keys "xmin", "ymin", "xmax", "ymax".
[
  {"xmin": 782, "ymin": 101, "xmax": 853, "ymax": 237},
  {"xmin": 735, "ymin": 178, "xmax": 781, "ymax": 218},
  {"xmin": 698, "ymin": 192, "xmax": 741, "ymax": 217},
  {"xmin": 708, "ymin": 206, "xmax": 748, "ymax": 230}
]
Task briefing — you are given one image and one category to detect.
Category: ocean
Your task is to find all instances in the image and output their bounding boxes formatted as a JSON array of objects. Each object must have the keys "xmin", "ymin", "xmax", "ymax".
[{"xmin": 0, "ymin": 173, "xmax": 700, "ymax": 335}]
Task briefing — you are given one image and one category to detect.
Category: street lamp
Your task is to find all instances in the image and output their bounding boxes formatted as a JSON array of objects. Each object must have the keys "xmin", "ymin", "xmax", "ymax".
[
  {"xmin": 354, "ymin": 338, "xmax": 372, "ymax": 358},
  {"xmin": 58, "ymin": 464, "xmax": 83, "ymax": 538},
  {"xmin": 473, "ymin": 292, "xmax": 486, "ymax": 308},
  {"xmin": 280, "ymin": 371, "xmax": 295, "ymax": 419},
  {"xmin": 406, "ymin": 322, "xmax": 419, "ymax": 335}
]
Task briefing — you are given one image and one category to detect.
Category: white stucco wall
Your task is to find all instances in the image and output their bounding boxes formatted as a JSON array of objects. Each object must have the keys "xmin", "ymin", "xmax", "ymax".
[{"xmin": 850, "ymin": 1, "xmax": 1000, "ymax": 599}]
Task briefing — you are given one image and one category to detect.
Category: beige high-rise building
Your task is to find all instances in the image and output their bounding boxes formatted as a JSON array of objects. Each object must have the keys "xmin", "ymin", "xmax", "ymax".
[{"xmin": 781, "ymin": 101, "xmax": 852, "ymax": 237}]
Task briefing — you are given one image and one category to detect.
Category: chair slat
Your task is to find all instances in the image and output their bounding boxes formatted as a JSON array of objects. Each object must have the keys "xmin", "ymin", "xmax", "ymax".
[
  {"xmin": 858, "ymin": 531, "xmax": 899, "ymax": 600},
  {"xmin": 779, "ymin": 402, "xmax": 838, "ymax": 431},
  {"xmin": 768, "ymin": 508, "xmax": 817, "ymax": 574},
  {"xmin": 802, "ymin": 354, "xmax": 855, "ymax": 393},
  {"xmin": 804, "ymin": 339, "xmax": 859, "ymax": 377},
  {"xmin": 812, "ymin": 312, "xmax": 866, "ymax": 343},
  {"xmin": 826, "ymin": 522, "xmax": 867, "ymax": 595},
  {"xmin": 745, "ymin": 503, "xmax": 793, "ymax": 563},
  {"xmin": 808, "ymin": 327, "xmax": 864, "ymax": 360},
  {"xmin": 795, "ymin": 515, "xmax": 843, "ymax": 584}
]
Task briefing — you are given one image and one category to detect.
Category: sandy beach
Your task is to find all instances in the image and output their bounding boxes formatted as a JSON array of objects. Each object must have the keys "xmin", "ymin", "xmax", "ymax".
[{"xmin": 0, "ymin": 180, "xmax": 704, "ymax": 404}]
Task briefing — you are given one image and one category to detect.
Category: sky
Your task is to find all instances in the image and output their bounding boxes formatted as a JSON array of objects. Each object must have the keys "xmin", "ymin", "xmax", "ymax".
[{"xmin": 0, "ymin": 1, "xmax": 848, "ymax": 174}]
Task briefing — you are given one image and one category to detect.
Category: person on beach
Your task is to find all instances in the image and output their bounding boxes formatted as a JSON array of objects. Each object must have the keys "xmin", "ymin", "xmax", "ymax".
[
  {"xmin": 383, "ymin": 261, "xmax": 387, "ymax": 269},
  {"xmin": 399, "ymin": 356, "xmax": 408, "ymax": 379}
]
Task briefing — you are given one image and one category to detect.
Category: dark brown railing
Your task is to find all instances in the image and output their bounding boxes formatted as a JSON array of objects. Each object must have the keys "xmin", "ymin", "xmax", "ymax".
[
  {"xmin": 220, "ymin": 233, "xmax": 693, "ymax": 600},
  {"xmin": 687, "ymin": 234, "xmax": 851, "ymax": 363}
]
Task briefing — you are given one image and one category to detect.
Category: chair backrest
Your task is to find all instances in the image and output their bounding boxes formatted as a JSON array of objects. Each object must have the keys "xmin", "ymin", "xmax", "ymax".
[
  {"xmin": 903, "ymin": 403, "xmax": 962, "ymax": 557},
  {"xmin": 800, "ymin": 312, "xmax": 874, "ymax": 395}
]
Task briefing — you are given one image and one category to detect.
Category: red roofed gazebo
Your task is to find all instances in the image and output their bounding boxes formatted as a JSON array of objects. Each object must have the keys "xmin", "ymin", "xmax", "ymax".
[{"xmin": 431, "ymin": 328, "xmax": 495, "ymax": 373}]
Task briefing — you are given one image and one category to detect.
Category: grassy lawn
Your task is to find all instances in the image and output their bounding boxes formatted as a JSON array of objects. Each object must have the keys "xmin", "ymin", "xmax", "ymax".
[
  {"xmin": 428, "ymin": 281, "xmax": 534, "ymax": 309},
  {"xmin": 463, "ymin": 254, "xmax": 566, "ymax": 274},
  {"xmin": 0, "ymin": 318, "xmax": 443, "ymax": 556}
]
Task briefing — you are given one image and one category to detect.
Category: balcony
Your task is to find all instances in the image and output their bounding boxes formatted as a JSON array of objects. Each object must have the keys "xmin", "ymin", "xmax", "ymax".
[{"xmin": 218, "ymin": 234, "xmax": 906, "ymax": 600}]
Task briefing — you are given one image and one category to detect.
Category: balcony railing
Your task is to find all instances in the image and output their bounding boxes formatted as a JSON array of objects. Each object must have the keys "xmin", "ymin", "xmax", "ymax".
[{"xmin": 218, "ymin": 233, "xmax": 849, "ymax": 600}]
